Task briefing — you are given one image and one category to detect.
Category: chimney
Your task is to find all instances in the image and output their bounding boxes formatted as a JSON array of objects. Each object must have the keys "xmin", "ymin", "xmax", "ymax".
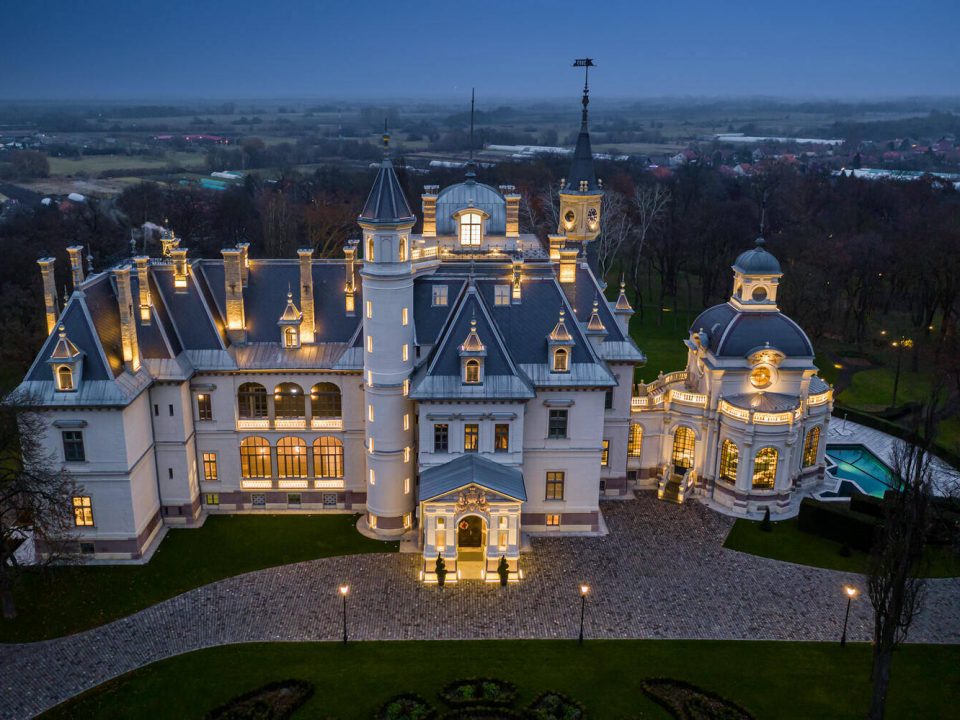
[
  {"xmin": 237, "ymin": 242, "xmax": 250, "ymax": 287},
  {"xmin": 500, "ymin": 185, "xmax": 520, "ymax": 238},
  {"xmin": 113, "ymin": 265, "xmax": 141, "ymax": 373},
  {"xmin": 421, "ymin": 186, "xmax": 438, "ymax": 237},
  {"xmin": 37, "ymin": 257, "xmax": 59, "ymax": 335},
  {"xmin": 297, "ymin": 248, "xmax": 316, "ymax": 343},
  {"xmin": 66, "ymin": 246, "xmax": 85, "ymax": 288},
  {"xmin": 559, "ymin": 248, "xmax": 577, "ymax": 284},
  {"xmin": 343, "ymin": 240, "xmax": 358, "ymax": 315},
  {"xmin": 133, "ymin": 256, "xmax": 152, "ymax": 324},
  {"xmin": 221, "ymin": 248, "xmax": 246, "ymax": 343},
  {"xmin": 170, "ymin": 248, "xmax": 188, "ymax": 291},
  {"xmin": 548, "ymin": 235, "xmax": 564, "ymax": 262}
]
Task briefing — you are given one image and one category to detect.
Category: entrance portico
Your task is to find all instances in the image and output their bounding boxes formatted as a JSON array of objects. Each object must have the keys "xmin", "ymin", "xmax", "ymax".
[{"xmin": 419, "ymin": 454, "xmax": 525, "ymax": 583}]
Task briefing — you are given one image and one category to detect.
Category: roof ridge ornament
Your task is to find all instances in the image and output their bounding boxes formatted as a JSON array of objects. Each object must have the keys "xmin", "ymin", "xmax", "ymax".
[{"xmin": 573, "ymin": 58, "xmax": 594, "ymax": 128}]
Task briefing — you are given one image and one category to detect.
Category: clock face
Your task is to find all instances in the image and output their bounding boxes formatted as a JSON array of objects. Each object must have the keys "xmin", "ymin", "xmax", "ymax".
[
  {"xmin": 750, "ymin": 365, "xmax": 773, "ymax": 389},
  {"xmin": 587, "ymin": 207, "xmax": 598, "ymax": 226}
]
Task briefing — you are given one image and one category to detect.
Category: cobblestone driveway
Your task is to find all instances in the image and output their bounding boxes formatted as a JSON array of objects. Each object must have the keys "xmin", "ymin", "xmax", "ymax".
[{"xmin": 2, "ymin": 493, "xmax": 958, "ymax": 719}]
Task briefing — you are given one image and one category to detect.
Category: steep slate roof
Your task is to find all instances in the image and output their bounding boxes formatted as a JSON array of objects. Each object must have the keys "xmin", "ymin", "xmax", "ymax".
[
  {"xmin": 419, "ymin": 453, "xmax": 526, "ymax": 502},
  {"xmin": 27, "ymin": 295, "xmax": 111, "ymax": 382},
  {"xmin": 691, "ymin": 302, "xmax": 813, "ymax": 359},
  {"xmin": 358, "ymin": 158, "xmax": 415, "ymax": 224},
  {"xmin": 733, "ymin": 237, "xmax": 782, "ymax": 275}
]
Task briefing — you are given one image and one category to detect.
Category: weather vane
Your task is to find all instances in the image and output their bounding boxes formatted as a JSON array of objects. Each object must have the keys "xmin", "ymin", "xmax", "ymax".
[{"xmin": 573, "ymin": 58, "xmax": 595, "ymax": 122}]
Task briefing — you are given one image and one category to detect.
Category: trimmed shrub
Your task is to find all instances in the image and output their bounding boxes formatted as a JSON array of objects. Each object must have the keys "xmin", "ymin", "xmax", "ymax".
[
  {"xmin": 759, "ymin": 507, "xmax": 771, "ymax": 532},
  {"xmin": 797, "ymin": 498, "xmax": 879, "ymax": 552},
  {"xmin": 640, "ymin": 678, "xmax": 754, "ymax": 720},
  {"xmin": 440, "ymin": 678, "xmax": 518, "ymax": 708},
  {"xmin": 498, "ymin": 555, "xmax": 510, "ymax": 586},
  {"xmin": 205, "ymin": 679, "xmax": 314, "ymax": 720},
  {"xmin": 436, "ymin": 556, "xmax": 447, "ymax": 588},
  {"xmin": 526, "ymin": 691, "xmax": 587, "ymax": 720},
  {"xmin": 377, "ymin": 693, "xmax": 436, "ymax": 720},
  {"xmin": 849, "ymin": 494, "xmax": 885, "ymax": 519}
]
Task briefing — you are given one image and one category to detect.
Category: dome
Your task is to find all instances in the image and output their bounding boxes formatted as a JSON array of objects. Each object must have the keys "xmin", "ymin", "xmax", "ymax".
[
  {"xmin": 436, "ymin": 181, "xmax": 506, "ymax": 235},
  {"xmin": 732, "ymin": 237, "xmax": 781, "ymax": 275},
  {"xmin": 690, "ymin": 303, "xmax": 813, "ymax": 358}
]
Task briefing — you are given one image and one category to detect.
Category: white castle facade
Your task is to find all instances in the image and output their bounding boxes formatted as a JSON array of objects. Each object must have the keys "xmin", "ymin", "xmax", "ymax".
[{"xmin": 17, "ymin": 87, "xmax": 832, "ymax": 582}]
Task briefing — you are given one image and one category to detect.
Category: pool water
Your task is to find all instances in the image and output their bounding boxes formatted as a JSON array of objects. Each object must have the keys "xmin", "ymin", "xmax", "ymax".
[{"xmin": 824, "ymin": 444, "xmax": 898, "ymax": 498}]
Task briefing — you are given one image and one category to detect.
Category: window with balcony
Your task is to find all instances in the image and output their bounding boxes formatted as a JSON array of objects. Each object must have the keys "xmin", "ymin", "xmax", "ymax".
[
  {"xmin": 310, "ymin": 383, "xmax": 341, "ymax": 420},
  {"xmin": 459, "ymin": 211, "xmax": 482, "ymax": 246},
  {"xmin": 238, "ymin": 382, "xmax": 268, "ymax": 420},
  {"xmin": 274, "ymin": 383, "xmax": 305, "ymax": 420},
  {"xmin": 277, "ymin": 436, "xmax": 307, "ymax": 478},
  {"xmin": 671, "ymin": 426, "xmax": 696, "ymax": 472}
]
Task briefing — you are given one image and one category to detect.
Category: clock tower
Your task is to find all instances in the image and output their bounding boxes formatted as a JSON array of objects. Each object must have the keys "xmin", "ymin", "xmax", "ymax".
[{"xmin": 558, "ymin": 58, "xmax": 603, "ymax": 243}]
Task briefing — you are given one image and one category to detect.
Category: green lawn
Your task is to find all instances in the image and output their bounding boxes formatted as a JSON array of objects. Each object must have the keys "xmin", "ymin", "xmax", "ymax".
[
  {"xmin": 48, "ymin": 151, "xmax": 206, "ymax": 176},
  {"xmin": 1, "ymin": 513, "xmax": 395, "ymax": 643},
  {"xmin": 626, "ymin": 308, "xmax": 693, "ymax": 382},
  {"xmin": 40, "ymin": 640, "xmax": 960, "ymax": 720},
  {"xmin": 837, "ymin": 366, "xmax": 933, "ymax": 412},
  {"xmin": 724, "ymin": 517, "xmax": 960, "ymax": 577}
]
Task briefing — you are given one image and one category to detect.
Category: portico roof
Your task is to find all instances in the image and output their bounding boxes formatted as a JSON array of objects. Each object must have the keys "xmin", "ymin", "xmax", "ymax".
[{"xmin": 419, "ymin": 454, "xmax": 526, "ymax": 502}]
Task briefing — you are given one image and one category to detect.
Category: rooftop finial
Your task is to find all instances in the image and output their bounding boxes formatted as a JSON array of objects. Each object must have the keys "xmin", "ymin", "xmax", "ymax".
[
  {"xmin": 382, "ymin": 118, "xmax": 390, "ymax": 157},
  {"xmin": 573, "ymin": 58, "xmax": 594, "ymax": 127},
  {"xmin": 85, "ymin": 246, "xmax": 94, "ymax": 274},
  {"xmin": 757, "ymin": 190, "xmax": 767, "ymax": 246},
  {"xmin": 465, "ymin": 88, "xmax": 477, "ymax": 180}
]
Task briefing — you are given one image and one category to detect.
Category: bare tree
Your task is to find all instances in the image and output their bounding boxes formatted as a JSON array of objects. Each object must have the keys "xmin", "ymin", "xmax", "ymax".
[
  {"xmin": 538, "ymin": 182, "xmax": 560, "ymax": 238},
  {"xmin": 628, "ymin": 184, "xmax": 670, "ymax": 319},
  {"xmin": 0, "ymin": 392, "xmax": 78, "ymax": 620}
]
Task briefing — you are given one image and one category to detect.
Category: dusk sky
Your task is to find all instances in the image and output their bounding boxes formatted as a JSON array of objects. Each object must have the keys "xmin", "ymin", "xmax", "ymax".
[{"xmin": 2, "ymin": 0, "xmax": 958, "ymax": 101}]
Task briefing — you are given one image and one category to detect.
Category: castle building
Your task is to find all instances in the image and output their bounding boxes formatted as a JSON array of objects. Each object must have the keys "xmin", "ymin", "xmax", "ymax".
[{"xmin": 16, "ymin": 80, "xmax": 831, "ymax": 582}]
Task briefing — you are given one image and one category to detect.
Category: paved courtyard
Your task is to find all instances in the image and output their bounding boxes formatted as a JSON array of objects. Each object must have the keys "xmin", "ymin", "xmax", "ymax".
[{"xmin": 2, "ymin": 492, "xmax": 959, "ymax": 719}]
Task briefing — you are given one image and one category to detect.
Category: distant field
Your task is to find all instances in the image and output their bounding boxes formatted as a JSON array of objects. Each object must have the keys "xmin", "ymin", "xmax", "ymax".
[{"xmin": 48, "ymin": 151, "xmax": 206, "ymax": 176}]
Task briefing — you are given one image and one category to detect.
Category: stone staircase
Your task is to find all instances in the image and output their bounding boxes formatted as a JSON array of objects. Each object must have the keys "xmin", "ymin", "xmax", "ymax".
[
  {"xmin": 657, "ymin": 466, "xmax": 696, "ymax": 504},
  {"xmin": 659, "ymin": 475, "xmax": 684, "ymax": 504}
]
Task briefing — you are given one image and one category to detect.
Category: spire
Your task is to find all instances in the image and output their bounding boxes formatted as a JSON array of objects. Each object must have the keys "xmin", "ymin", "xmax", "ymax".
[
  {"xmin": 564, "ymin": 59, "xmax": 599, "ymax": 194},
  {"xmin": 460, "ymin": 310, "xmax": 486, "ymax": 354},
  {"xmin": 465, "ymin": 88, "xmax": 477, "ymax": 181},
  {"xmin": 50, "ymin": 324, "xmax": 82, "ymax": 360},
  {"xmin": 587, "ymin": 293, "xmax": 606, "ymax": 333},
  {"xmin": 549, "ymin": 306, "xmax": 574, "ymax": 343},
  {"xmin": 615, "ymin": 274, "xmax": 633, "ymax": 312},
  {"xmin": 359, "ymin": 124, "xmax": 415, "ymax": 226},
  {"xmin": 279, "ymin": 284, "xmax": 302, "ymax": 323}
]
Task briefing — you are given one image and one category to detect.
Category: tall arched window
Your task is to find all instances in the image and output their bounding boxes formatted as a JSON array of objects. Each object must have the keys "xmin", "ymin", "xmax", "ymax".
[
  {"xmin": 240, "ymin": 436, "xmax": 271, "ymax": 478},
  {"xmin": 238, "ymin": 382, "xmax": 268, "ymax": 419},
  {"xmin": 671, "ymin": 426, "xmax": 696, "ymax": 472},
  {"xmin": 283, "ymin": 326, "xmax": 299, "ymax": 349},
  {"xmin": 277, "ymin": 436, "xmax": 307, "ymax": 478},
  {"xmin": 56, "ymin": 365, "xmax": 74, "ymax": 391},
  {"xmin": 274, "ymin": 383, "xmax": 305, "ymax": 418},
  {"xmin": 398, "ymin": 237, "xmax": 407, "ymax": 262},
  {"xmin": 719, "ymin": 439, "xmax": 739, "ymax": 483},
  {"xmin": 313, "ymin": 437, "xmax": 344, "ymax": 478},
  {"xmin": 464, "ymin": 359, "xmax": 481, "ymax": 384},
  {"xmin": 628, "ymin": 424, "xmax": 643, "ymax": 457},
  {"xmin": 553, "ymin": 347, "xmax": 569, "ymax": 372},
  {"xmin": 459, "ymin": 212, "xmax": 482, "ymax": 246},
  {"xmin": 366, "ymin": 237, "xmax": 374, "ymax": 261},
  {"xmin": 310, "ymin": 383, "xmax": 342, "ymax": 419},
  {"xmin": 802, "ymin": 426, "xmax": 820, "ymax": 468},
  {"xmin": 752, "ymin": 447, "xmax": 779, "ymax": 489}
]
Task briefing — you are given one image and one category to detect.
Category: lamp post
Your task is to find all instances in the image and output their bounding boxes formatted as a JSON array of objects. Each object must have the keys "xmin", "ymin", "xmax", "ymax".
[
  {"xmin": 890, "ymin": 337, "xmax": 913, "ymax": 410},
  {"xmin": 578, "ymin": 584, "xmax": 590, "ymax": 645},
  {"xmin": 840, "ymin": 585, "xmax": 857, "ymax": 648},
  {"xmin": 339, "ymin": 584, "xmax": 349, "ymax": 645}
]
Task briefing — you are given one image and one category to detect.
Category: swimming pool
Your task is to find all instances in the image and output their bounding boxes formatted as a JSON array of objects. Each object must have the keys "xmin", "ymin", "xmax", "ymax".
[{"xmin": 824, "ymin": 444, "xmax": 898, "ymax": 498}]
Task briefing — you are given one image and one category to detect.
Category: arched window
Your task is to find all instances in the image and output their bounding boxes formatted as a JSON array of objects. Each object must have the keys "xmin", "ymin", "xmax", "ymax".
[
  {"xmin": 671, "ymin": 426, "xmax": 696, "ymax": 472},
  {"xmin": 459, "ymin": 212, "xmax": 482, "ymax": 246},
  {"xmin": 238, "ymin": 382, "xmax": 268, "ymax": 419},
  {"xmin": 276, "ymin": 436, "xmax": 307, "ymax": 478},
  {"xmin": 802, "ymin": 426, "xmax": 820, "ymax": 468},
  {"xmin": 56, "ymin": 365, "xmax": 74, "ymax": 391},
  {"xmin": 274, "ymin": 383, "xmax": 305, "ymax": 418},
  {"xmin": 553, "ymin": 347, "xmax": 569, "ymax": 373},
  {"xmin": 464, "ymin": 359, "xmax": 481, "ymax": 384},
  {"xmin": 752, "ymin": 447, "xmax": 778, "ymax": 489},
  {"xmin": 719, "ymin": 439, "xmax": 739, "ymax": 482},
  {"xmin": 398, "ymin": 236, "xmax": 407, "ymax": 262},
  {"xmin": 310, "ymin": 383, "xmax": 342, "ymax": 418},
  {"xmin": 240, "ymin": 436, "xmax": 271, "ymax": 478},
  {"xmin": 366, "ymin": 237, "xmax": 374, "ymax": 261},
  {"xmin": 628, "ymin": 423, "xmax": 643, "ymax": 457},
  {"xmin": 283, "ymin": 326, "xmax": 299, "ymax": 349},
  {"xmin": 313, "ymin": 437, "xmax": 344, "ymax": 478}
]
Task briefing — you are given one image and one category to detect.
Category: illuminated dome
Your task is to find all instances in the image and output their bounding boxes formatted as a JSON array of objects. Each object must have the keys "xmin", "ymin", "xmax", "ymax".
[{"xmin": 436, "ymin": 181, "xmax": 506, "ymax": 235}]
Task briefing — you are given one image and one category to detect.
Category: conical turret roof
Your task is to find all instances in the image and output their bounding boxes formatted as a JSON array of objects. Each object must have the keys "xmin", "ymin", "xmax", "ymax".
[{"xmin": 359, "ymin": 136, "xmax": 415, "ymax": 225}]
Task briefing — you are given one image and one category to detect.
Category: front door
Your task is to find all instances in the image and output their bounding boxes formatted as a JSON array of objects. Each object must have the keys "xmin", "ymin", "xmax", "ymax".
[
  {"xmin": 458, "ymin": 515, "xmax": 484, "ymax": 548},
  {"xmin": 457, "ymin": 515, "xmax": 486, "ymax": 579}
]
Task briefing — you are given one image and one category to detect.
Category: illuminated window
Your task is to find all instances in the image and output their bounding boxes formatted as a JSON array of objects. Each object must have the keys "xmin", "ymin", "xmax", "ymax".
[
  {"xmin": 240, "ymin": 436, "xmax": 271, "ymax": 478},
  {"xmin": 56, "ymin": 365, "xmax": 74, "ymax": 391},
  {"xmin": 62, "ymin": 431, "xmax": 85, "ymax": 462},
  {"xmin": 752, "ymin": 447, "xmax": 778, "ymax": 489},
  {"xmin": 601, "ymin": 439, "xmax": 609, "ymax": 467},
  {"xmin": 404, "ymin": 477, "xmax": 410, "ymax": 494},
  {"xmin": 402, "ymin": 344, "xmax": 409, "ymax": 362},
  {"xmin": 671, "ymin": 426, "xmax": 696, "ymax": 471},
  {"xmin": 432, "ymin": 285, "xmax": 448, "ymax": 306},
  {"xmin": 368, "ymin": 437, "xmax": 375, "ymax": 452},
  {"xmin": 72, "ymin": 496, "xmax": 94, "ymax": 526},
  {"xmin": 368, "ymin": 404, "xmax": 374, "ymax": 422},
  {"xmin": 398, "ymin": 237, "xmax": 407, "ymax": 262},
  {"xmin": 197, "ymin": 394, "xmax": 212, "ymax": 421},
  {"xmin": 498, "ymin": 516, "xmax": 508, "ymax": 549},
  {"xmin": 274, "ymin": 383, "xmax": 305, "ymax": 418},
  {"xmin": 719, "ymin": 439, "xmax": 739, "ymax": 482},
  {"xmin": 366, "ymin": 238, "xmax": 374, "ymax": 261},
  {"xmin": 546, "ymin": 513, "xmax": 561, "ymax": 527},
  {"xmin": 404, "ymin": 446, "xmax": 411, "ymax": 463},
  {"xmin": 276, "ymin": 437, "xmax": 307, "ymax": 478},
  {"xmin": 368, "ymin": 513, "xmax": 377, "ymax": 529},
  {"xmin": 202, "ymin": 452, "xmax": 218, "ymax": 481},
  {"xmin": 464, "ymin": 424, "xmax": 479, "ymax": 452},
  {"xmin": 464, "ymin": 359, "xmax": 481, "ymax": 384},
  {"xmin": 553, "ymin": 347, "xmax": 569, "ymax": 373},
  {"xmin": 205, "ymin": 493, "xmax": 219, "ymax": 506},
  {"xmin": 548, "ymin": 409, "xmax": 568, "ymax": 439},
  {"xmin": 283, "ymin": 326, "xmax": 299, "ymax": 349},
  {"xmin": 494, "ymin": 423, "xmax": 509, "ymax": 452},
  {"xmin": 403, "ymin": 512, "xmax": 412, "ymax": 529},
  {"xmin": 369, "ymin": 469, "xmax": 376, "ymax": 486},
  {"xmin": 366, "ymin": 300, "xmax": 373, "ymax": 319},
  {"xmin": 238, "ymin": 382, "xmax": 268, "ymax": 419},
  {"xmin": 366, "ymin": 335, "xmax": 373, "ymax": 353},
  {"xmin": 434, "ymin": 423, "xmax": 448, "ymax": 452},
  {"xmin": 401, "ymin": 307, "xmax": 409, "ymax": 325},
  {"xmin": 436, "ymin": 517, "xmax": 445, "ymax": 550},
  {"xmin": 403, "ymin": 379, "xmax": 410, "ymax": 396},
  {"xmin": 403, "ymin": 413, "xmax": 410, "ymax": 431},
  {"xmin": 546, "ymin": 471, "xmax": 565, "ymax": 500},
  {"xmin": 628, "ymin": 424, "xmax": 643, "ymax": 457},
  {"xmin": 310, "ymin": 383, "xmax": 341, "ymax": 418},
  {"xmin": 802, "ymin": 426, "xmax": 820, "ymax": 467},
  {"xmin": 459, "ymin": 211, "xmax": 482, "ymax": 246},
  {"xmin": 494, "ymin": 285, "xmax": 510, "ymax": 306},
  {"xmin": 367, "ymin": 371, "xmax": 373, "ymax": 386}
]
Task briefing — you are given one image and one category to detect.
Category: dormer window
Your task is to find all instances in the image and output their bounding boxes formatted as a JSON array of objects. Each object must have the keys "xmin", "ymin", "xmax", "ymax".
[
  {"xmin": 48, "ymin": 324, "xmax": 83, "ymax": 392},
  {"xmin": 56, "ymin": 365, "xmax": 74, "ymax": 391},
  {"xmin": 283, "ymin": 326, "xmax": 299, "ymax": 349},
  {"xmin": 459, "ymin": 311, "xmax": 486, "ymax": 385},
  {"xmin": 464, "ymin": 359, "xmax": 481, "ymax": 384},
  {"xmin": 547, "ymin": 307, "xmax": 575, "ymax": 374},
  {"xmin": 459, "ymin": 212, "xmax": 482, "ymax": 246},
  {"xmin": 553, "ymin": 347, "xmax": 569, "ymax": 372},
  {"xmin": 277, "ymin": 289, "xmax": 303, "ymax": 349}
]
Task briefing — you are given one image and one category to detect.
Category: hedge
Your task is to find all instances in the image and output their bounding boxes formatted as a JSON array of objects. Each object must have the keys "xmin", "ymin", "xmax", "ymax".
[
  {"xmin": 439, "ymin": 679, "xmax": 518, "ymax": 708},
  {"xmin": 797, "ymin": 498, "xmax": 880, "ymax": 553}
]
